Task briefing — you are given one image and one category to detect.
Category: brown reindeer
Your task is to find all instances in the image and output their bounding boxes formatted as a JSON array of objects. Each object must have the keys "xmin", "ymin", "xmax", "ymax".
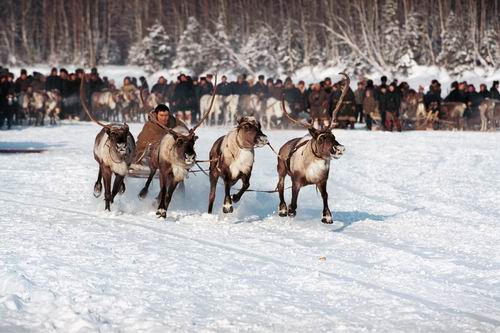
[
  {"xmin": 147, "ymin": 77, "xmax": 218, "ymax": 219},
  {"xmin": 81, "ymin": 77, "xmax": 136, "ymax": 211},
  {"xmin": 276, "ymin": 73, "xmax": 349, "ymax": 224},
  {"xmin": 207, "ymin": 116, "xmax": 269, "ymax": 214}
]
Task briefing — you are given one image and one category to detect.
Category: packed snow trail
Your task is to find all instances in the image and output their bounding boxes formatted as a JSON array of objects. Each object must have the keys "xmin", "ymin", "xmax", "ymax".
[{"xmin": 1, "ymin": 123, "xmax": 499, "ymax": 332}]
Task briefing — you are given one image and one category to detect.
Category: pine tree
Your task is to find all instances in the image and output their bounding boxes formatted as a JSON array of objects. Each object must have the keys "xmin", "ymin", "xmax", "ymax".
[
  {"xmin": 380, "ymin": 0, "xmax": 401, "ymax": 70},
  {"xmin": 479, "ymin": 28, "xmax": 499, "ymax": 68},
  {"xmin": 99, "ymin": 39, "xmax": 122, "ymax": 65},
  {"xmin": 436, "ymin": 11, "xmax": 475, "ymax": 77},
  {"xmin": 202, "ymin": 14, "xmax": 236, "ymax": 73},
  {"xmin": 173, "ymin": 16, "xmax": 206, "ymax": 75},
  {"xmin": 128, "ymin": 21, "xmax": 175, "ymax": 73},
  {"xmin": 397, "ymin": 11, "xmax": 433, "ymax": 74},
  {"xmin": 240, "ymin": 25, "xmax": 280, "ymax": 75},
  {"xmin": 276, "ymin": 20, "xmax": 304, "ymax": 76}
]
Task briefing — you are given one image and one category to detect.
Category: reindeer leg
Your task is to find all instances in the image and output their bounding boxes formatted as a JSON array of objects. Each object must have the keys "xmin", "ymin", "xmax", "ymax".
[
  {"xmin": 222, "ymin": 179, "xmax": 233, "ymax": 214},
  {"xmin": 139, "ymin": 167, "xmax": 156, "ymax": 199},
  {"xmin": 208, "ymin": 169, "xmax": 219, "ymax": 214},
  {"xmin": 94, "ymin": 165, "xmax": 103, "ymax": 197},
  {"xmin": 288, "ymin": 181, "xmax": 301, "ymax": 217},
  {"xmin": 277, "ymin": 158, "xmax": 288, "ymax": 217},
  {"xmin": 111, "ymin": 174, "xmax": 124, "ymax": 203},
  {"xmin": 318, "ymin": 181, "xmax": 332, "ymax": 224},
  {"xmin": 158, "ymin": 179, "xmax": 179, "ymax": 219},
  {"xmin": 232, "ymin": 173, "xmax": 250, "ymax": 203},
  {"xmin": 156, "ymin": 171, "xmax": 167, "ymax": 218},
  {"xmin": 102, "ymin": 166, "xmax": 112, "ymax": 211}
]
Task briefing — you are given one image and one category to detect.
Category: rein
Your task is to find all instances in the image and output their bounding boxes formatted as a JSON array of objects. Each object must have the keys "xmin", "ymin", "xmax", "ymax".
[{"xmin": 105, "ymin": 140, "xmax": 126, "ymax": 164}]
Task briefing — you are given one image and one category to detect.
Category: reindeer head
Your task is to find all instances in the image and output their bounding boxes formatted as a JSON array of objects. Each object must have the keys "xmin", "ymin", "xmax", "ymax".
[
  {"xmin": 105, "ymin": 124, "xmax": 130, "ymax": 157},
  {"xmin": 236, "ymin": 116, "xmax": 269, "ymax": 148},
  {"xmin": 308, "ymin": 128, "xmax": 345, "ymax": 160},
  {"xmin": 281, "ymin": 72, "xmax": 350, "ymax": 160},
  {"xmin": 166, "ymin": 129, "xmax": 198, "ymax": 166}
]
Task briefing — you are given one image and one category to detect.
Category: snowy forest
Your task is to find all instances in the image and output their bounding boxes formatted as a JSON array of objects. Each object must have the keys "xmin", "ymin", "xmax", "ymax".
[{"xmin": 1, "ymin": 0, "xmax": 499, "ymax": 77}]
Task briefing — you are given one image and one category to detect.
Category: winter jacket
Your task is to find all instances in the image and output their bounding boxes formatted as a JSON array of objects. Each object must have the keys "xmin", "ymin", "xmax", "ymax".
[
  {"xmin": 250, "ymin": 82, "xmax": 269, "ymax": 97},
  {"xmin": 379, "ymin": 91, "xmax": 401, "ymax": 113},
  {"xmin": 200, "ymin": 82, "xmax": 214, "ymax": 96},
  {"xmin": 308, "ymin": 90, "xmax": 329, "ymax": 118},
  {"xmin": 231, "ymin": 81, "xmax": 250, "ymax": 95},
  {"xmin": 354, "ymin": 87, "xmax": 365, "ymax": 105},
  {"xmin": 284, "ymin": 87, "xmax": 305, "ymax": 113},
  {"xmin": 270, "ymin": 86, "xmax": 284, "ymax": 100},
  {"xmin": 216, "ymin": 82, "xmax": 233, "ymax": 96},
  {"xmin": 490, "ymin": 87, "xmax": 500, "ymax": 101},
  {"xmin": 15, "ymin": 77, "xmax": 32, "ymax": 93},
  {"xmin": 45, "ymin": 75, "xmax": 63, "ymax": 92},
  {"xmin": 151, "ymin": 83, "xmax": 169, "ymax": 96},
  {"xmin": 363, "ymin": 95, "xmax": 378, "ymax": 115},
  {"xmin": 134, "ymin": 111, "xmax": 178, "ymax": 162},
  {"xmin": 444, "ymin": 89, "xmax": 467, "ymax": 103},
  {"xmin": 173, "ymin": 81, "xmax": 196, "ymax": 110}
]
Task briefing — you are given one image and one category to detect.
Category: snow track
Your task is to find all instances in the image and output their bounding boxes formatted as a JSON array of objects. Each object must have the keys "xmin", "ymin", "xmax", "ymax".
[{"xmin": 1, "ymin": 123, "xmax": 499, "ymax": 332}]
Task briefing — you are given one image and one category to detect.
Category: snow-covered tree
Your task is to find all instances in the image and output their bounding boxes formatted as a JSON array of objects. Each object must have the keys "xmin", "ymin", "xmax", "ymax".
[
  {"xmin": 202, "ymin": 14, "xmax": 236, "ymax": 72},
  {"xmin": 380, "ymin": 0, "xmax": 401, "ymax": 71},
  {"xmin": 128, "ymin": 21, "xmax": 175, "ymax": 73},
  {"xmin": 276, "ymin": 20, "xmax": 304, "ymax": 76},
  {"xmin": 397, "ymin": 11, "xmax": 433, "ymax": 74},
  {"xmin": 436, "ymin": 11, "xmax": 475, "ymax": 77},
  {"xmin": 240, "ymin": 25, "xmax": 280, "ymax": 75},
  {"xmin": 173, "ymin": 16, "xmax": 206, "ymax": 75},
  {"xmin": 479, "ymin": 28, "xmax": 499, "ymax": 69},
  {"xmin": 98, "ymin": 39, "xmax": 122, "ymax": 65}
]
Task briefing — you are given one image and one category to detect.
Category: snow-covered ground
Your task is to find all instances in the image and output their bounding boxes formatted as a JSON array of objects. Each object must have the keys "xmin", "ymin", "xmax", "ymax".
[{"xmin": 1, "ymin": 123, "xmax": 499, "ymax": 332}]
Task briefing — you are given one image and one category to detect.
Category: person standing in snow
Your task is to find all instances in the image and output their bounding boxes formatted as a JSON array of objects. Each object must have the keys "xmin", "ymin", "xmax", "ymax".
[
  {"xmin": 354, "ymin": 81, "xmax": 365, "ymax": 123},
  {"xmin": 490, "ymin": 81, "xmax": 500, "ymax": 101},
  {"xmin": 308, "ymin": 83, "xmax": 329, "ymax": 128}
]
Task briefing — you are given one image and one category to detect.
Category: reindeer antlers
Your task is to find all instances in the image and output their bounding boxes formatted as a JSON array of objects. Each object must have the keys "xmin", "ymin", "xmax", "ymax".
[
  {"xmin": 329, "ymin": 72, "xmax": 350, "ymax": 129},
  {"xmin": 281, "ymin": 95, "xmax": 312, "ymax": 129},
  {"xmin": 80, "ymin": 75, "xmax": 109, "ymax": 128},
  {"xmin": 191, "ymin": 74, "xmax": 218, "ymax": 133}
]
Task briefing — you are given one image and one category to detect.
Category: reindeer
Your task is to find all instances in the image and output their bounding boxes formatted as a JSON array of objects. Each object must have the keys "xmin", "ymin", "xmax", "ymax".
[
  {"xmin": 81, "ymin": 77, "xmax": 136, "ymax": 211},
  {"xmin": 207, "ymin": 116, "xmax": 269, "ymax": 214},
  {"xmin": 91, "ymin": 90, "xmax": 121, "ymax": 121},
  {"xmin": 262, "ymin": 97, "xmax": 288, "ymax": 130},
  {"xmin": 141, "ymin": 77, "xmax": 218, "ymax": 219},
  {"xmin": 200, "ymin": 93, "xmax": 222, "ymax": 126},
  {"xmin": 440, "ymin": 102, "xmax": 467, "ymax": 130},
  {"xmin": 479, "ymin": 99, "xmax": 500, "ymax": 131},
  {"xmin": 276, "ymin": 73, "xmax": 349, "ymax": 224},
  {"xmin": 45, "ymin": 90, "xmax": 61, "ymax": 125},
  {"xmin": 22, "ymin": 91, "xmax": 46, "ymax": 126},
  {"xmin": 138, "ymin": 91, "xmax": 162, "ymax": 122}
]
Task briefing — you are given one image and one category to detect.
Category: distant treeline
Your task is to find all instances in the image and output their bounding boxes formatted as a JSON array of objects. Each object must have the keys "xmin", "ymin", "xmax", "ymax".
[{"xmin": 1, "ymin": 0, "xmax": 499, "ymax": 77}]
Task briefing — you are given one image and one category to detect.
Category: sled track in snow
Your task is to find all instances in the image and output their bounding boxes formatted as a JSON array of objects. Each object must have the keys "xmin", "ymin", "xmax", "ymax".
[
  {"xmin": 1, "ymin": 194, "xmax": 500, "ymax": 327},
  {"xmin": 1, "ymin": 187, "xmax": 495, "ymax": 272}
]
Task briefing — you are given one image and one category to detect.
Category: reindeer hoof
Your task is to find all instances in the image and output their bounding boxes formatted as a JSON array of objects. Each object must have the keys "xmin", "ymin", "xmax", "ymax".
[
  {"xmin": 287, "ymin": 209, "xmax": 296, "ymax": 217},
  {"xmin": 278, "ymin": 209, "xmax": 288, "ymax": 217},
  {"xmin": 138, "ymin": 188, "xmax": 148, "ymax": 199},
  {"xmin": 93, "ymin": 182, "xmax": 102, "ymax": 198},
  {"xmin": 222, "ymin": 204, "xmax": 233, "ymax": 214},
  {"xmin": 156, "ymin": 209, "xmax": 166, "ymax": 218},
  {"xmin": 322, "ymin": 216, "xmax": 333, "ymax": 224},
  {"xmin": 119, "ymin": 182, "xmax": 126, "ymax": 194},
  {"xmin": 231, "ymin": 195, "xmax": 240, "ymax": 203}
]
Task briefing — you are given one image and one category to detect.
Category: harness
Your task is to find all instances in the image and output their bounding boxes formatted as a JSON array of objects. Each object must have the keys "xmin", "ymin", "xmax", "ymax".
[
  {"xmin": 216, "ymin": 121, "xmax": 260, "ymax": 173},
  {"xmin": 105, "ymin": 139, "xmax": 126, "ymax": 164},
  {"xmin": 284, "ymin": 134, "xmax": 324, "ymax": 172}
]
